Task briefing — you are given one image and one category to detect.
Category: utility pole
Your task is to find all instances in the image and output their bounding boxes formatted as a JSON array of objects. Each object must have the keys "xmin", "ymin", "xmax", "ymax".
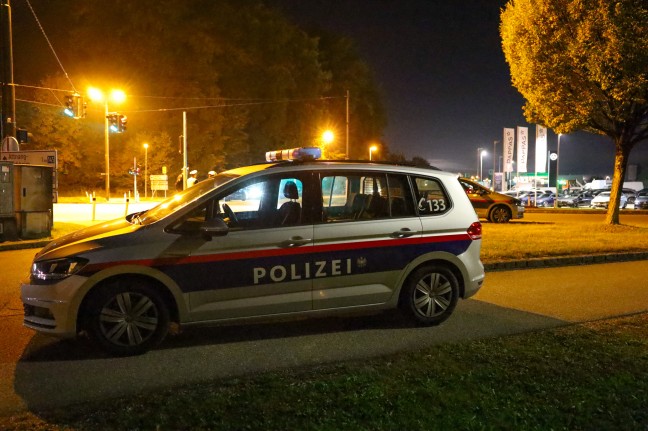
[
  {"xmin": 1, "ymin": 0, "xmax": 17, "ymax": 142},
  {"xmin": 345, "ymin": 90, "xmax": 349, "ymax": 159}
]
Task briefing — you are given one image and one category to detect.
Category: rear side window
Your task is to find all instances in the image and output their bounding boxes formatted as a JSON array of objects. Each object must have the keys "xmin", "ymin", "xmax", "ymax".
[
  {"xmin": 320, "ymin": 172, "xmax": 416, "ymax": 222},
  {"xmin": 413, "ymin": 176, "xmax": 451, "ymax": 216}
]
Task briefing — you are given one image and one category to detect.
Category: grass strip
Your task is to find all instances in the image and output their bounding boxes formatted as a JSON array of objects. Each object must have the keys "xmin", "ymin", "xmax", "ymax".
[{"xmin": 3, "ymin": 314, "xmax": 647, "ymax": 430}]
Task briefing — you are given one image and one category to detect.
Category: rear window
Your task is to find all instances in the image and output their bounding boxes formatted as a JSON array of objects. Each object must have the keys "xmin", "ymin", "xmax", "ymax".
[{"xmin": 413, "ymin": 176, "xmax": 451, "ymax": 215}]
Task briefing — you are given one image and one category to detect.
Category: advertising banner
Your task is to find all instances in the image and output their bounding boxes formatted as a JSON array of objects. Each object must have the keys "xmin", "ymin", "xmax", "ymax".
[
  {"xmin": 517, "ymin": 127, "xmax": 528, "ymax": 173},
  {"xmin": 535, "ymin": 125, "xmax": 547, "ymax": 173},
  {"xmin": 503, "ymin": 128, "xmax": 515, "ymax": 173}
]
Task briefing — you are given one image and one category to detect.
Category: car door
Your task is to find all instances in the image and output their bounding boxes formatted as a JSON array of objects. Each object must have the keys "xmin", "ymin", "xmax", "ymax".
[
  {"xmin": 312, "ymin": 171, "xmax": 421, "ymax": 310},
  {"xmin": 165, "ymin": 172, "xmax": 315, "ymax": 322}
]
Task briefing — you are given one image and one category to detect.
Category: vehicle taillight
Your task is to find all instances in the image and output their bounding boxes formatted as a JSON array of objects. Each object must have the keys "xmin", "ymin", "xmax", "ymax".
[{"xmin": 467, "ymin": 221, "xmax": 482, "ymax": 240}]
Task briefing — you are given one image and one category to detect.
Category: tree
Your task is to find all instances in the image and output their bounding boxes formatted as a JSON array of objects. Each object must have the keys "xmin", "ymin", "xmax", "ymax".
[
  {"xmin": 500, "ymin": 0, "xmax": 648, "ymax": 224},
  {"xmin": 14, "ymin": 0, "xmax": 386, "ymax": 194}
]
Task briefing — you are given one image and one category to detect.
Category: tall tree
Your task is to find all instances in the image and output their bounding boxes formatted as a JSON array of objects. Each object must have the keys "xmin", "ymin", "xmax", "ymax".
[
  {"xmin": 501, "ymin": 0, "xmax": 648, "ymax": 224},
  {"xmin": 15, "ymin": 0, "xmax": 386, "ymax": 194}
]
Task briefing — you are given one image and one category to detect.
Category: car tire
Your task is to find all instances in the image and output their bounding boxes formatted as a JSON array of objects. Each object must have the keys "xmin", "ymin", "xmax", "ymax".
[
  {"xmin": 489, "ymin": 205, "xmax": 512, "ymax": 223},
  {"xmin": 86, "ymin": 279, "xmax": 170, "ymax": 356},
  {"xmin": 400, "ymin": 265, "xmax": 458, "ymax": 326}
]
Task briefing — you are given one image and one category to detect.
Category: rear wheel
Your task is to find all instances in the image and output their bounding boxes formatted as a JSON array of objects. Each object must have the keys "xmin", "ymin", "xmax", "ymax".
[
  {"xmin": 86, "ymin": 279, "xmax": 169, "ymax": 356},
  {"xmin": 400, "ymin": 265, "xmax": 459, "ymax": 326},
  {"xmin": 489, "ymin": 205, "xmax": 512, "ymax": 223}
]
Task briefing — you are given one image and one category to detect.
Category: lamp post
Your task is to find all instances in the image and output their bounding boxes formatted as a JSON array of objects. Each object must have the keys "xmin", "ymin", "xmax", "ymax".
[
  {"xmin": 369, "ymin": 145, "xmax": 377, "ymax": 161},
  {"xmin": 143, "ymin": 143, "xmax": 149, "ymax": 199},
  {"xmin": 477, "ymin": 147, "xmax": 487, "ymax": 181},
  {"xmin": 556, "ymin": 133, "xmax": 562, "ymax": 191},
  {"xmin": 88, "ymin": 87, "xmax": 126, "ymax": 201}
]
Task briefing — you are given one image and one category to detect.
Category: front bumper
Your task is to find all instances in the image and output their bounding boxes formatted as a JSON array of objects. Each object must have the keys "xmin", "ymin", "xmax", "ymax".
[
  {"xmin": 21, "ymin": 275, "xmax": 88, "ymax": 338},
  {"xmin": 516, "ymin": 205, "xmax": 525, "ymax": 218}
]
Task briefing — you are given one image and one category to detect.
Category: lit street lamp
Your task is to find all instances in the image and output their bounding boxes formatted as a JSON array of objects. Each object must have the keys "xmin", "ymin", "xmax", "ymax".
[
  {"xmin": 477, "ymin": 147, "xmax": 487, "ymax": 181},
  {"xmin": 554, "ymin": 133, "xmax": 563, "ymax": 207},
  {"xmin": 369, "ymin": 145, "xmax": 377, "ymax": 161},
  {"xmin": 143, "ymin": 143, "xmax": 149, "ymax": 199},
  {"xmin": 322, "ymin": 130, "xmax": 334, "ymax": 145},
  {"xmin": 88, "ymin": 87, "xmax": 126, "ymax": 201}
]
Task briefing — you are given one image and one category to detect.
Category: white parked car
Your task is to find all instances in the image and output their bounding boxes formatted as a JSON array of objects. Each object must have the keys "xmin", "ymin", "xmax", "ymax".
[{"xmin": 590, "ymin": 191, "xmax": 627, "ymax": 209}]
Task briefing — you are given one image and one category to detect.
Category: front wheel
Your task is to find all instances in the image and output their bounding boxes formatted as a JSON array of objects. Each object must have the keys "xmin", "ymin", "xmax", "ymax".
[
  {"xmin": 86, "ymin": 279, "xmax": 170, "ymax": 356},
  {"xmin": 489, "ymin": 205, "xmax": 512, "ymax": 223},
  {"xmin": 400, "ymin": 265, "xmax": 459, "ymax": 326}
]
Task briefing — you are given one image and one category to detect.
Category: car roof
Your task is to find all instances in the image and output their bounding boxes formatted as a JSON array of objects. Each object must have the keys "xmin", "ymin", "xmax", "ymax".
[{"xmin": 223, "ymin": 160, "xmax": 456, "ymax": 178}]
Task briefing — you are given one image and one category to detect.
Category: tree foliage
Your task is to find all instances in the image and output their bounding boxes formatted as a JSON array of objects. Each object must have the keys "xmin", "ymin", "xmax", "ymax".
[
  {"xmin": 15, "ymin": 0, "xmax": 385, "ymax": 192},
  {"xmin": 500, "ymin": 0, "xmax": 648, "ymax": 224}
]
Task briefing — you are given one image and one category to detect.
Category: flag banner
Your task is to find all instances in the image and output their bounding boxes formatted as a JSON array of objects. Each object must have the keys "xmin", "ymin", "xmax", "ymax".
[
  {"xmin": 517, "ymin": 126, "xmax": 528, "ymax": 173},
  {"xmin": 535, "ymin": 125, "xmax": 547, "ymax": 173},
  {"xmin": 503, "ymin": 128, "xmax": 515, "ymax": 173}
]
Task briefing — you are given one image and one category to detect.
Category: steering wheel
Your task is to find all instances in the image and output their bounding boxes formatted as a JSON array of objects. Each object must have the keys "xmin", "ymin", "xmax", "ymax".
[{"xmin": 222, "ymin": 203, "xmax": 239, "ymax": 225}]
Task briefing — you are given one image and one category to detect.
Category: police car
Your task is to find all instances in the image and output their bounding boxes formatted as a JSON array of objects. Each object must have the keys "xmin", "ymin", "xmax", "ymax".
[{"xmin": 21, "ymin": 148, "xmax": 485, "ymax": 355}]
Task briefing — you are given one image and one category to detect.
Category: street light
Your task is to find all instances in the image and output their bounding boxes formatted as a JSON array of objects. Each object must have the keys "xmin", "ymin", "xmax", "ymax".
[
  {"xmin": 554, "ymin": 133, "xmax": 563, "ymax": 207},
  {"xmin": 322, "ymin": 130, "xmax": 334, "ymax": 145},
  {"xmin": 477, "ymin": 148, "xmax": 487, "ymax": 181},
  {"xmin": 369, "ymin": 145, "xmax": 377, "ymax": 161},
  {"xmin": 143, "ymin": 143, "xmax": 149, "ymax": 199},
  {"xmin": 88, "ymin": 87, "xmax": 126, "ymax": 201}
]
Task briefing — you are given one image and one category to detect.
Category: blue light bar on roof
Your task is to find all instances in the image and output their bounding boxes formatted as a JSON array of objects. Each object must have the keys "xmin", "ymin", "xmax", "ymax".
[{"xmin": 265, "ymin": 147, "xmax": 322, "ymax": 162}]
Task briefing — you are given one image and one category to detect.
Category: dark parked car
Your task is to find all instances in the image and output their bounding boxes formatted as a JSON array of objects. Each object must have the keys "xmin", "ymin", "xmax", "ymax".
[
  {"xmin": 557, "ymin": 191, "xmax": 595, "ymax": 208},
  {"xmin": 533, "ymin": 192, "xmax": 555, "ymax": 207},
  {"xmin": 634, "ymin": 191, "xmax": 648, "ymax": 210}
]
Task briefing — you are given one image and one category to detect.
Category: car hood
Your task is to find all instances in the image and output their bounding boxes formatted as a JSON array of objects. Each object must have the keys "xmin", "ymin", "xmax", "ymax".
[{"xmin": 35, "ymin": 218, "xmax": 138, "ymax": 261}]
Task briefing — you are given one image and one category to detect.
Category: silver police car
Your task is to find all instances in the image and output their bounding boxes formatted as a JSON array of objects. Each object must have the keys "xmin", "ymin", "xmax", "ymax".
[{"xmin": 22, "ymin": 148, "xmax": 485, "ymax": 355}]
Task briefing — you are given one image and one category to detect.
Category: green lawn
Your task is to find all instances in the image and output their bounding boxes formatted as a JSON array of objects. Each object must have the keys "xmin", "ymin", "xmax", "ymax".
[{"xmin": 3, "ymin": 314, "xmax": 647, "ymax": 430}]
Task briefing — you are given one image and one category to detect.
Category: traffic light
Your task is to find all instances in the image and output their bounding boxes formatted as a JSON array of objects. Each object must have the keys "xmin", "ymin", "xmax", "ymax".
[
  {"xmin": 64, "ymin": 96, "xmax": 75, "ymax": 117},
  {"xmin": 108, "ymin": 114, "xmax": 120, "ymax": 132},
  {"xmin": 75, "ymin": 95, "xmax": 87, "ymax": 118},
  {"xmin": 63, "ymin": 94, "xmax": 85, "ymax": 118},
  {"xmin": 107, "ymin": 114, "xmax": 127, "ymax": 133},
  {"xmin": 119, "ymin": 115, "xmax": 127, "ymax": 132}
]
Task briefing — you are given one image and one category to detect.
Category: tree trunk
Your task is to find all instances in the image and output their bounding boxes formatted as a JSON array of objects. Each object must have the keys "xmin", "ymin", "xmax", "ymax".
[{"xmin": 604, "ymin": 138, "xmax": 631, "ymax": 225}]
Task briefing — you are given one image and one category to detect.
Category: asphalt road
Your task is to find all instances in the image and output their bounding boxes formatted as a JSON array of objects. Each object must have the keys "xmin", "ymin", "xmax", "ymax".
[{"xmin": 1, "ymin": 247, "xmax": 647, "ymax": 416}]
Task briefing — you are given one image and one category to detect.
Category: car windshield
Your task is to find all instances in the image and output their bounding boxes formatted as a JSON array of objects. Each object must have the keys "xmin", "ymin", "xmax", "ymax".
[{"xmin": 134, "ymin": 173, "xmax": 239, "ymax": 225}]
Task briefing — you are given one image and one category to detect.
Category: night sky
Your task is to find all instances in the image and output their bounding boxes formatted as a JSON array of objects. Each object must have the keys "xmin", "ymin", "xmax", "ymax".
[{"xmin": 274, "ymin": 0, "xmax": 648, "ymax": 179}]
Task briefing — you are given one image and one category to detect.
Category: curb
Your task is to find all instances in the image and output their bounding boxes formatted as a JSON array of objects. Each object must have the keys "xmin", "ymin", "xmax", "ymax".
[{"xmin": 484, "ymin": 251, "xmax": 648, "ymax": 272}]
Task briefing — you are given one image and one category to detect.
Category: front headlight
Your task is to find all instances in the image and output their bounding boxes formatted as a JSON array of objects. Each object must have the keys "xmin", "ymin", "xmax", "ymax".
[{"xmin": 31, "ymin": 257, "xmax": 89, "ymax": 281}]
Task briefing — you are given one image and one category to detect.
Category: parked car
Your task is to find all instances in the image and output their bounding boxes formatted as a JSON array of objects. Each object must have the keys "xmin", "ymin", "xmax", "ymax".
[
  {"xmin": 460, "ymin": 179, "xmax": 525, "ymax": 222},
  {"xmin": 634, "ymin": 191, "xmax": 648, "ymax": 210},
  {"xmin": 557, "ymin": 191, "xmax": 595, "ymax": 208},
  {"xmin": 622, "ymin": 188, "xmax": 637, "ymax": 205},
  {"xmin": 590, "ymin": 191, "xmax": 627, "ymax": 209},
  {"xmin": 532, "ymin": 192, "xmax": 555, "ymax": 207}
]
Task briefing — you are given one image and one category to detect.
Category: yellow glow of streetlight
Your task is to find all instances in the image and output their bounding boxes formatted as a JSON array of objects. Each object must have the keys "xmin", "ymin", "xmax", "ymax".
[
  {"xmin": 322, "ymin": 130, "xmax": 335, "ymax": 145},
  {"xmin": 87, "ymin": 87, "xmax": 126, "ymax": 104},
  {"xmin": 369, "ymin": 145, "xmax": 378, "ymax": 161}
]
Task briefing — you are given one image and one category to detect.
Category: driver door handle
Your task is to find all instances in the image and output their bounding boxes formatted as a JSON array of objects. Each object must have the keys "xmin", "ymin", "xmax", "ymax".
[
  {"xmin": 391, "ymin": 228, "xmax": 419, "ymax": 238},
  {"xmin": 280, "ymin": 236, "xmax": 313, "ymax": 248}
]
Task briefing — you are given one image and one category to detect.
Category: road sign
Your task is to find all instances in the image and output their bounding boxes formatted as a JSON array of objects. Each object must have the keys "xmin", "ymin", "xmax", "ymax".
[
  {"xmin": 150, "ymin": 174, "xmax": 168, "ymax": 191},
  {"xmin": 0, "ymin": 150, "xmax": 57, "ymax": 167}
]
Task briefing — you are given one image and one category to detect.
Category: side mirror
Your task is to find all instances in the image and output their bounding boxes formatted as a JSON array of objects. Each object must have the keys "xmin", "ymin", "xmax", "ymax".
[{"xmin": 200, "ymin": 218, "xmax": 229, "ymax": 241}]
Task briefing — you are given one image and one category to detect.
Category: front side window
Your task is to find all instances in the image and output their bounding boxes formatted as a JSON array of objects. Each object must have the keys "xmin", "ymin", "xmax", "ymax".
[
  {"xmin": 413, "ymin": 176, "xmax": 451, "ymax": 216},
  {"xmin": 167, "ymin": 174, "xmax": 306, "ymax": 233}
]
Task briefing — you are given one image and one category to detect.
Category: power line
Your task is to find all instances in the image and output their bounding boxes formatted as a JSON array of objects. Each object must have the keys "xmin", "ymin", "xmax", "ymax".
[{"xmin": 24, "ymin": 0, "xmax": 77, "ymax": 92}]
